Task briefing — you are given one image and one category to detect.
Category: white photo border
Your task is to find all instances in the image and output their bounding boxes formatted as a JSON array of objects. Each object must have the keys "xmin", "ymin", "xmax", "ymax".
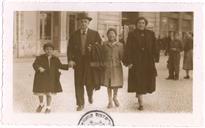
[{"xmin": 2, "ymin": 2, "xmax": 204, "ymax": 127}]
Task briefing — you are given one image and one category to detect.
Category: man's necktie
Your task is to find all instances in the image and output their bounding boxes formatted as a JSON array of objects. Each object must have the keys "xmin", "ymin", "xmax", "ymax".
[{"xmin": 82, "ymin": 30, "xmax": 86, "ymax": 35}]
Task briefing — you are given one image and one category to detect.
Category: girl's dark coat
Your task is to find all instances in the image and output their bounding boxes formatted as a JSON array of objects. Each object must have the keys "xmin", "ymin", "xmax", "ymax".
[{"xmin": 33, "ymin": 54, "xmax": 68, "ymax": 93}]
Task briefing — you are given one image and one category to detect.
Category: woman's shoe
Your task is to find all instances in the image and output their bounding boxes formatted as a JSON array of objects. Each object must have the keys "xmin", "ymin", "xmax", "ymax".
[
  {"xmin": 113, "ymin": 97, "xmax": 120, "ymax": 107},
  {"xmin": 107, "ymin": 102, "xmax": 113, "ymax": 109},
  {"xmin": 88, "ymin": 97, "xmax": 93, "ymax": 104},
  {"xmin": 138, "ymin": 105, "xmax": 144, "ymax": 111},
  {"xmin": 36, "ymin": 105, "xmax": 44, "ymax": 113}
]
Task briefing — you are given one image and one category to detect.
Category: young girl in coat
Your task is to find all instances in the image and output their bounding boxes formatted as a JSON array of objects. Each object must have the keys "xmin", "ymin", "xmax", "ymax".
[
  {"xmin": 33, "ymin": 43, "xmax": 68, "ymax": 113},
  {"xmin": 103, "ymin": 28, "xmax": 124, "ymax": 108}
]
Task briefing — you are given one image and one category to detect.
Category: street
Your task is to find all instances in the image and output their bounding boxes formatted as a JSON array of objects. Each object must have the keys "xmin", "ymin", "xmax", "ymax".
[{"xmin": 13, "ymin": 54, "xmax": 192, "ymax": 113}]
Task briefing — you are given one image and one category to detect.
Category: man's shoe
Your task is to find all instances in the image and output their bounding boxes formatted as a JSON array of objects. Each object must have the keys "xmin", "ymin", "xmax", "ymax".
[
  {"xmin": 107, "ymin": 102, "xmax": 113, "ymax": 109},
  {"xmin": 88, "ymin": 97, "xmax": 93, "ymax": 104},
  {"xmin": 77, "ymin": 105, "xmax": 84, "ymax": 111}
]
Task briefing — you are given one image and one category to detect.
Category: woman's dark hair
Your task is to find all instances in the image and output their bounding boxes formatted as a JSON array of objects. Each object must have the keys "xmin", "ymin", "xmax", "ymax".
[
  {"xmin": 43, "ymin": 43, "xmax": 54, "ymax": 51},
  {"xmin": 107, "ymin": 28, "xmax": 117, "ymax": 36},
  {"xmin": 136, "ymin": 17, "xmax": 148, "ymax": 26}
]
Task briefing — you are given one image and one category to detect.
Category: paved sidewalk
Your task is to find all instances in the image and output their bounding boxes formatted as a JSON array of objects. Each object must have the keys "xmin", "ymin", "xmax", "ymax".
[{"xmin": 13, "ymin": 55, "xmax": 192, "ymax": 113}]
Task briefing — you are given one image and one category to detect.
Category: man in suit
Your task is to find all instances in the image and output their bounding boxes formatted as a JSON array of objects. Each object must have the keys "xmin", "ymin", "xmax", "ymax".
[{"xmin": 67, "ymin": 13, "xmax": 102, "ymax": 111}]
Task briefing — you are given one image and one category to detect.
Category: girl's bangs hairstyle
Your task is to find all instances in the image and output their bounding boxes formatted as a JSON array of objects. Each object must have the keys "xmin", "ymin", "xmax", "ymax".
[{"xmin": 107, "ymin": 28, "xmax": 117, "ymax": 36}]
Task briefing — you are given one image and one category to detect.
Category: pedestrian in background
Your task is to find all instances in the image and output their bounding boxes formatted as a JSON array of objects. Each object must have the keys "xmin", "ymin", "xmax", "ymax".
[
  {"xmin": 166, "ymin": 33, "xmax": 183, "ymax": 80},
  {"xmin": 156, "ymin": 35, "xmax": 161, "ymax": 61},
  {"xmin": 123, "ymin": 17, "xmax": 159, "ymax": 110},
  {"xmin": 33, "ymin": 43, "xmax": 69, "ymax": 113},
  {"xmin": 102, "ymin": 28, "xmax": 124, "ymax": 108},
  {"xmin": 157, "ymin": 35, "xmax": 163, "ymax": 51},
  {"xmin": 164, "ymin": 33, "xmax": 172, "ymax": 56},
  {"xmin": 183, "ymin": 32, "xmax": 193, "ymax": 79}
]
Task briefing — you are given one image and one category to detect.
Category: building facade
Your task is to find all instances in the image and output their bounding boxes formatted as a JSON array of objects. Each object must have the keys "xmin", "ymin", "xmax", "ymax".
[
  {"xmin": 13, "ymin": 11, "xmax": 122, "ymax": 58},
  {"xmin": 122, "ymin": 12, "xmax": 193, "ymax": 39},
  {"xmin": 13, "ymin": 12, "xmax": 193, "ymax": 58}
]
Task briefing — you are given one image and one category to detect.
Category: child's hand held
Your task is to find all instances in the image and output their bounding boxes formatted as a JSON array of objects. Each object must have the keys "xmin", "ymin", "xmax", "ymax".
[
  {"xmin": 68, "ymin": 61, "xmax": 76, "ymax": 68},
  {"xmin": 128, "ymin": 64, "xmax": 133, "ymax": 69}
]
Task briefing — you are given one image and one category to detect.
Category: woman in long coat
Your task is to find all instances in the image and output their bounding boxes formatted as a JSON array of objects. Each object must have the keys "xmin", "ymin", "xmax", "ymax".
[
  {"xmin": 102, "ymin": 28, "xmax": 124, "ymax": 108},
  {"xmin": 183, "ymin": 32, "xmax": 193, "ymax": 79},
  {"xmin": 123, "ymin": 17, "xmax": 159, "ymax": 110}
]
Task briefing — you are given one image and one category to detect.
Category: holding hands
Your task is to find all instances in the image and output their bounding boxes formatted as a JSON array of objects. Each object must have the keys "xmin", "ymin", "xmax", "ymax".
[
  {"xmin": 128, "ymin": 64, "xmax": 133, "ymax": 69},
  {"xmin": 68, "ymin": 61, "xmax": 76, "ymax": 68}
]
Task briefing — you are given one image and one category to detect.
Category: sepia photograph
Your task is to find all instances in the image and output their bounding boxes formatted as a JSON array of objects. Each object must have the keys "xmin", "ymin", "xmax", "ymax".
[
  {"xmin": 1, "ymin": 2, "xmax": 204, "ymax": 127},
  {"xmin": 13, "ymin": 11, "xmax": 193, "ymax": 113}
]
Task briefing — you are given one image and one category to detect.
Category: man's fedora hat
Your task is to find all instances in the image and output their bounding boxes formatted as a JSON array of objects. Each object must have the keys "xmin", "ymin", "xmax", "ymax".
[{"xmin": 77, "ymin": 12, "xmax": 92, "ymax": 21}]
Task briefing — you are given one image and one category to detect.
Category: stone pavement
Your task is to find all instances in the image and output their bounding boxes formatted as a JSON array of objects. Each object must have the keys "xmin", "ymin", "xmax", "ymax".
[{"xmin": 13, "ymin": 54, "xmax": 192, "ymax": 113}]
